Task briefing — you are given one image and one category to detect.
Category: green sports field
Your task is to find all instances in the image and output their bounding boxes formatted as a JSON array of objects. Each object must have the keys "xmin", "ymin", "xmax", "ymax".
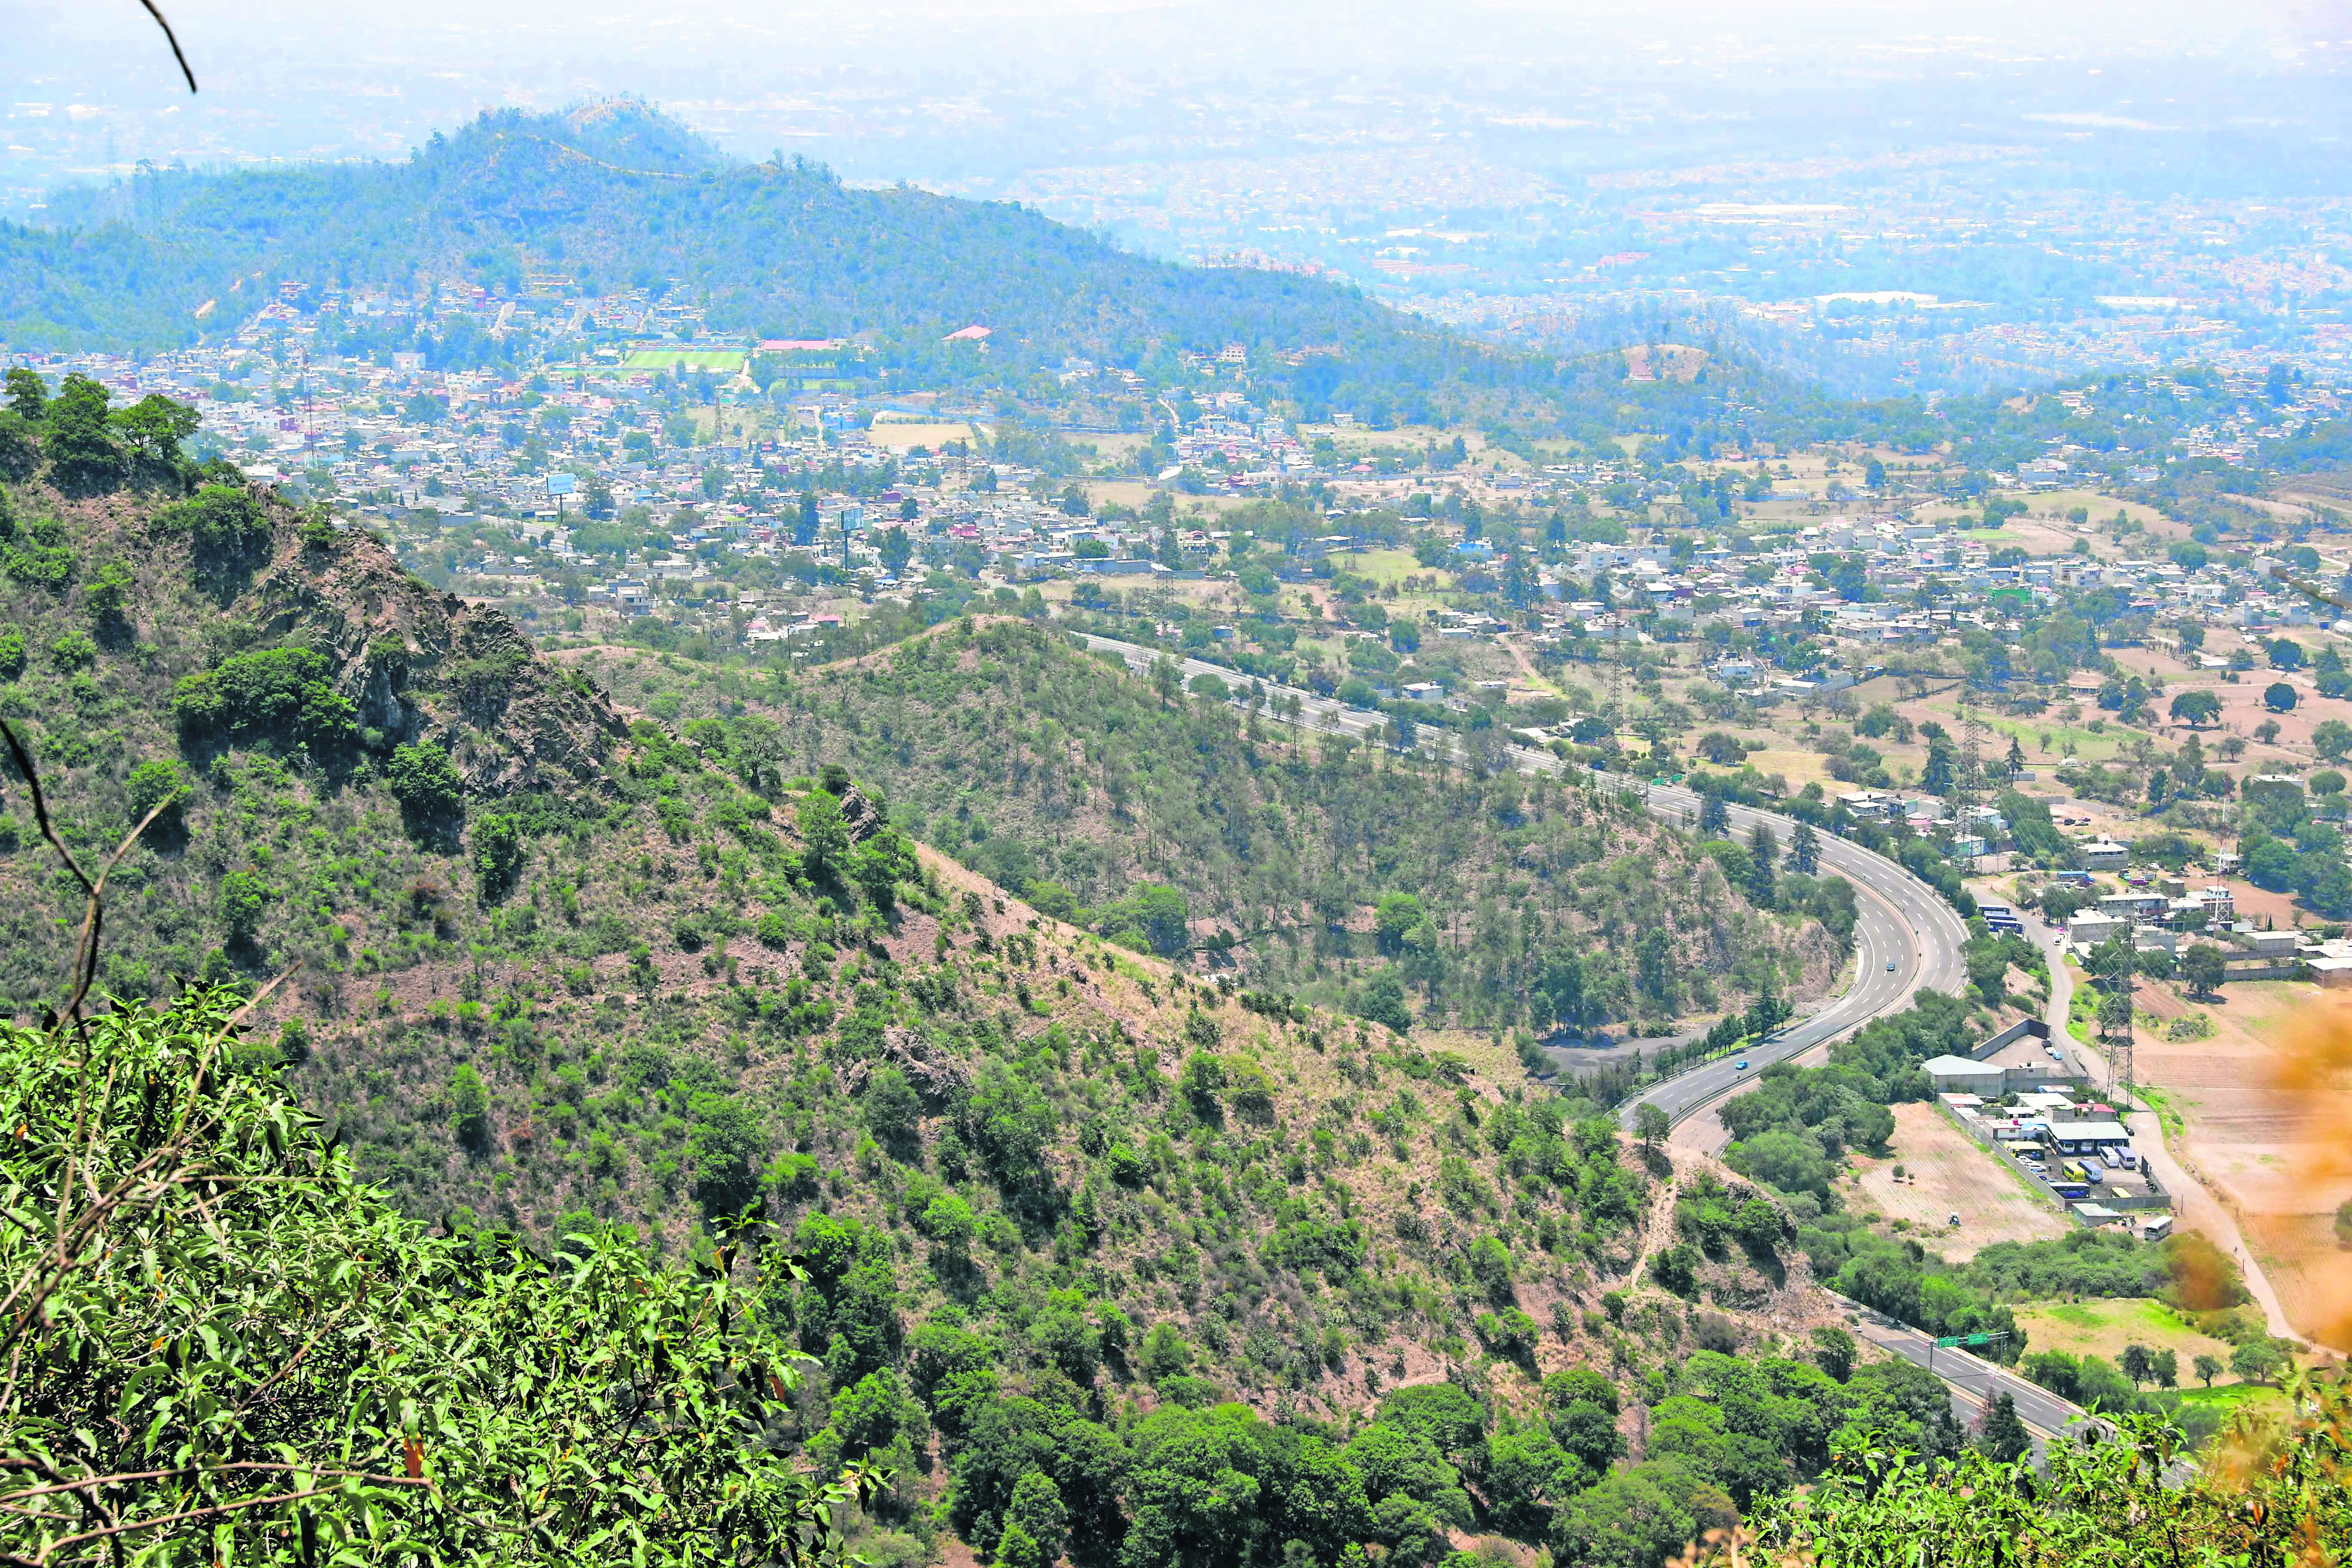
[{"xmin": 620, "ymin": 349, "xmax": 745, "ymax": 372}]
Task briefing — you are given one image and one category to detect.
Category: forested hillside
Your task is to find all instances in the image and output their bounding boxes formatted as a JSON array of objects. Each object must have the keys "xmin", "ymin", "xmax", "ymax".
[
  {"xmin": 3, "ymin": 374, "xmax": 2349, "ymax": 1568},
  {"xmin": 559, "ymin": 622, "xmax": 1844, "ymax": 1044},
  {"xmin": 3, "ymin": 102, "xmax": 1466, "ymax": 397},
  {"xmin": 0, "ymin": 102, "xmax": 1967, "ymax": 452},
  {"xmin": 18, "ymin": 984, "xmax": 2351, "ymax": 1568}
]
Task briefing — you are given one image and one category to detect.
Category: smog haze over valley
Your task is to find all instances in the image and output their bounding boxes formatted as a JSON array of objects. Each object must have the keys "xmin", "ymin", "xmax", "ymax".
[
  {"xmin": 9, "ymin": 0, "xmax": 2352, "ymax": 390},
  {"xmin": 5, "ymin": 3, "xmax": 2352, "ymax": 1568}
]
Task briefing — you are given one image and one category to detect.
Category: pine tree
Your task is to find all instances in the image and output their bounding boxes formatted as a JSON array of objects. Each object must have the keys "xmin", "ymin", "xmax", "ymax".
[
  {"xmin": 1978, "ymin": 1392, "xmax": 2032, "ymax": 1462},
  {"xmin": 1746, "ymin": 821, "xmax": 1778, "ymax": 904},
  {"xmin": 1697, "ymin": 790, "xmax": 1730, "ymax": 836},
  {"xmin": 1788, "ymin": 821, "xmax": 1819, "ymax": 875},
  {"xmin": 1923, "ymin": 734, "xmax": 1957, "ymax": 794}
]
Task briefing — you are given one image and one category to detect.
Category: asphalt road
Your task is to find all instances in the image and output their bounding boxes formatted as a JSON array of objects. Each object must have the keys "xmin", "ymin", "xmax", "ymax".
[
  {"xmin": 1071, "ymin": 633, "xmax": 2029, "ymax": 1426},
  {"xmin": 1069, "ymin": 632, "xmax": 1971, "ymax": 1135},
  {"xmin": 1837, "ymin": 1293, "xmax": 2096, "ymax": 1441},
  {"xmin": 1611, "ymin": 781, "xmax": 1971, "ymax": 1133}
]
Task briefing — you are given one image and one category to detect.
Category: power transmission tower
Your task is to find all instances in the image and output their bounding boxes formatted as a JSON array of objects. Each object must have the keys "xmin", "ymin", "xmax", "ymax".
[{"xmin": 2100, "ymin": 976, "xmax": 2136, "ymax": 1099}]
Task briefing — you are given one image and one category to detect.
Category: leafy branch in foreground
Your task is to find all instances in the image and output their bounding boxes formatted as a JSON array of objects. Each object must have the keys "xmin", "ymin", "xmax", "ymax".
[
  {"xmin": 0, "ymin": 725, "xmax": 880, "ymax": 1567},
  {"xmin": 1732, "ymin": 1398, "xmax": 2352, "ymax": 1568}
]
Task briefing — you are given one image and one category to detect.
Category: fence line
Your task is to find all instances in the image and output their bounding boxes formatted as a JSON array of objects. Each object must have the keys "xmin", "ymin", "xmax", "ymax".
[{"xmin": 1931, "ymin": 1096, "xmax": 2173, "ymax": 1225}]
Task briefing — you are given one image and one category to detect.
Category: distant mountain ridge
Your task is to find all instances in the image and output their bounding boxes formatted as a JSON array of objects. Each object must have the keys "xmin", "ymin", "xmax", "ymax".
[{"xmin": 1, "ymin": 100, "xmax": 1487, "ymax": 400}]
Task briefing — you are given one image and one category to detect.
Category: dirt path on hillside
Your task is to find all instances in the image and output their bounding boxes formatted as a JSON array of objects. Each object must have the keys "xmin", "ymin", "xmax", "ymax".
[{"xmin": 1495, "ymin": 633, "xmax": 1555, "ymax": 694}]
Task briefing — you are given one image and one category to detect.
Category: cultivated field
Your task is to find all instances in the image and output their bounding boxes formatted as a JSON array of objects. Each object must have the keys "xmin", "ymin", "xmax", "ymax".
[
  {"xmin": 2015, "ymin": 1296, "xmax": 2244, "ymax": 1370},
  {"xmin": 1844, "ymin": 1102, "xmax": 2071, "ymax": 1260},
  {"xmin": 866, "ymin": 421, "xmax": 977, "ymax": 450},
  {"xmin": 2129, "ymin": 981, "xmax": 2352, "ymax": 1347}
]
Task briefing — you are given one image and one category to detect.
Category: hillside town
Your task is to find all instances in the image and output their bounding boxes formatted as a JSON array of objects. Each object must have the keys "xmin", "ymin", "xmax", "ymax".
[{"xmin": 6, "ymin": 278, "xmax": 2350, "ymax": 677}]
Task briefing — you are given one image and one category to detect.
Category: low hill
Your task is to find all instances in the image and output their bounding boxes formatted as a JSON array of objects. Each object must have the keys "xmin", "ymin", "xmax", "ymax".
[
  {"xmin": 554, "ymin": 620, "xmax": 1845, "ymax": 1050},
  {"xmin": 6, "ymin": 102, "xmax": 1469, "ymax": 402}
]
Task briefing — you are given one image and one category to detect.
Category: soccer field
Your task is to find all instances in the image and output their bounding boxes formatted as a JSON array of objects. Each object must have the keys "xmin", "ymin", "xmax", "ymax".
[{"xmin": 620, "ymin": 349, "xmax": 745, "ymax": 372}]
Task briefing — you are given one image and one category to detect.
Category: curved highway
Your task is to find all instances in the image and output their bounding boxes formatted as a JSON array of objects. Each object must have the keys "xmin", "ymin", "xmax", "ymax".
[
  {"xmin": 1611, "ymin": 778, "xmax": 1970, "ymax": 1138},
  {"xmin": 1071, "ymin": 631, "xmax": 1971, "ymax": 1139}
]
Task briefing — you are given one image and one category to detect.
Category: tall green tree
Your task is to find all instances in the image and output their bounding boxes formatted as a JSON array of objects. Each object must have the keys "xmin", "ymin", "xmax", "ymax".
[{"xmin": 42, "ymin": 372, "xmax": 121, "ymax": 493}]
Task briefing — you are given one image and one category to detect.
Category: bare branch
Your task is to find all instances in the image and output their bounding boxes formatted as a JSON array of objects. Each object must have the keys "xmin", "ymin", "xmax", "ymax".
[
  {"xmin": 31, "ymin": 1477, "xmax": 426, "ymax": 1562},
  {"xmin": 63, "ymin": 797, "xmax": 177, "ymax": 1029},
  {"xmin": 0, "ymin": 719, "xmax": 93, "ymax": 901},
  {"xmin": 135, "ymin": 0, "xmax": 198, "ymax": 93},
  {"xmin": 2269, "ymin": 564, "xmax": 2352, "ymax": 619}
]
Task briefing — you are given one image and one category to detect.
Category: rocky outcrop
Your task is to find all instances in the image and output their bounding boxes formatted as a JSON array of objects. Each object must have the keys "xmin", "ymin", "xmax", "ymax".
[{"xmin": 245, "ymin": 516, "xmax": 626, "ymax": 799}]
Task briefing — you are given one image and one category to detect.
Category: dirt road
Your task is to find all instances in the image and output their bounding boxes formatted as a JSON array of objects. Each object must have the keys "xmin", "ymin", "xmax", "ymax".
[{"xmin": 2025, "ymin": 913, "xmax": 2303, "ymax": 1343}]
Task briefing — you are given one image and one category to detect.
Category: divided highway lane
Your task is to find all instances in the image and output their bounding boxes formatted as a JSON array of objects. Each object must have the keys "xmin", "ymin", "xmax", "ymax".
[
  {"xmin": 1069, "ymin": 634, "xmax": 1971, "ymax": 1127},
  {"xmin": 1840, "ymin": 1297, "xmax": 2094, "ymax": 1441},
  {"xmin": 1611, "ymin": 779, "xmax": 1970, "ymax": 1134}
]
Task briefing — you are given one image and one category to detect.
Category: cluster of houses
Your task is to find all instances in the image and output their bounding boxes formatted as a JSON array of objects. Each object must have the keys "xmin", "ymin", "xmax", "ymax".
[
  {"xmin": 2061, "ymin": 876, "xmax": 2242, "ymax": 951},
  {"xmin": 1832, "ymin": 790, "xmax": 2012, "ymax": 858},
  {"xmin": 1507, "ymin": 507, "xmax": 2352, "ymax": 661}
]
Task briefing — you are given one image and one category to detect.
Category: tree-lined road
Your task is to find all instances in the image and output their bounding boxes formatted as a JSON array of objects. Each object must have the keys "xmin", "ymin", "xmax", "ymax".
[{"xmin": 1837, "ymin": 1294, "xmax": 2096, "ymax": 1440}]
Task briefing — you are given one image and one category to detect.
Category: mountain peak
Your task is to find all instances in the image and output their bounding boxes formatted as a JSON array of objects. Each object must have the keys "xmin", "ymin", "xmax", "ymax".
[{"xmin": 433, "ymin": 98, "xmax": 729, "ymax": 177}]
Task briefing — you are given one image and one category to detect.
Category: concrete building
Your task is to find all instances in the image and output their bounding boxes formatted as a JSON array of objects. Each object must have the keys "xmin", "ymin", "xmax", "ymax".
[
  {"xmin": 2076, "ymin": 840, "xmax": 2131, "ymax": 872},
  {"xmin": 2067, "ymin": 911, "xmax": 2128, "ymax": 948},
  {"xmin": 1922, "ymin": 1055, "xmax": 2006, "ymax": 1096}
]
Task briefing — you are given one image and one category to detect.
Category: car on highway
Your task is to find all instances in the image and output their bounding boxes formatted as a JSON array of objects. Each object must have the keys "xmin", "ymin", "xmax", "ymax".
[
  {"xmin": 1734, "ymin": 1058, "xmax": 1748, "ymax": 1071},
  {"xmin": 1886, "ymin": 959, "xmax": 1897, "ymax": 971}
]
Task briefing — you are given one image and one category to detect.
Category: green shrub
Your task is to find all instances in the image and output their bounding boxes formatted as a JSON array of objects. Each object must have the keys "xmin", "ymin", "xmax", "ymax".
[
  {"xmin": 0, "ymin": 990, "xmax": 879, "ymax": 1567},
  {"xmin": 172, "ymin": 646, "xmax": 358, "ymax": 752},
  {"xmin": 384, "ymin": 739, "xmax": 463, "ymax": 835},
  {"xmin": 46, "ymin": 629, "xmax": 95, "ymax": 670},
  {"xmin": 472, "ymin": 812, "xmax": 524, "ymax": 902},
  {"xmin": 150, "ymin": 484, "xmax": 273, "ymax": 583}
]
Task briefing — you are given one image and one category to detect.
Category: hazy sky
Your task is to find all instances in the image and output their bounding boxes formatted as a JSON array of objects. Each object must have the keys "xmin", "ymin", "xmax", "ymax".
[
  {"xmin": 3, "ymin": 0, "xmax": 2347, "ymax": 199},
  {"xmin": 15, "ymin": 0, "xmax": 2344, "ymax": 107}
]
